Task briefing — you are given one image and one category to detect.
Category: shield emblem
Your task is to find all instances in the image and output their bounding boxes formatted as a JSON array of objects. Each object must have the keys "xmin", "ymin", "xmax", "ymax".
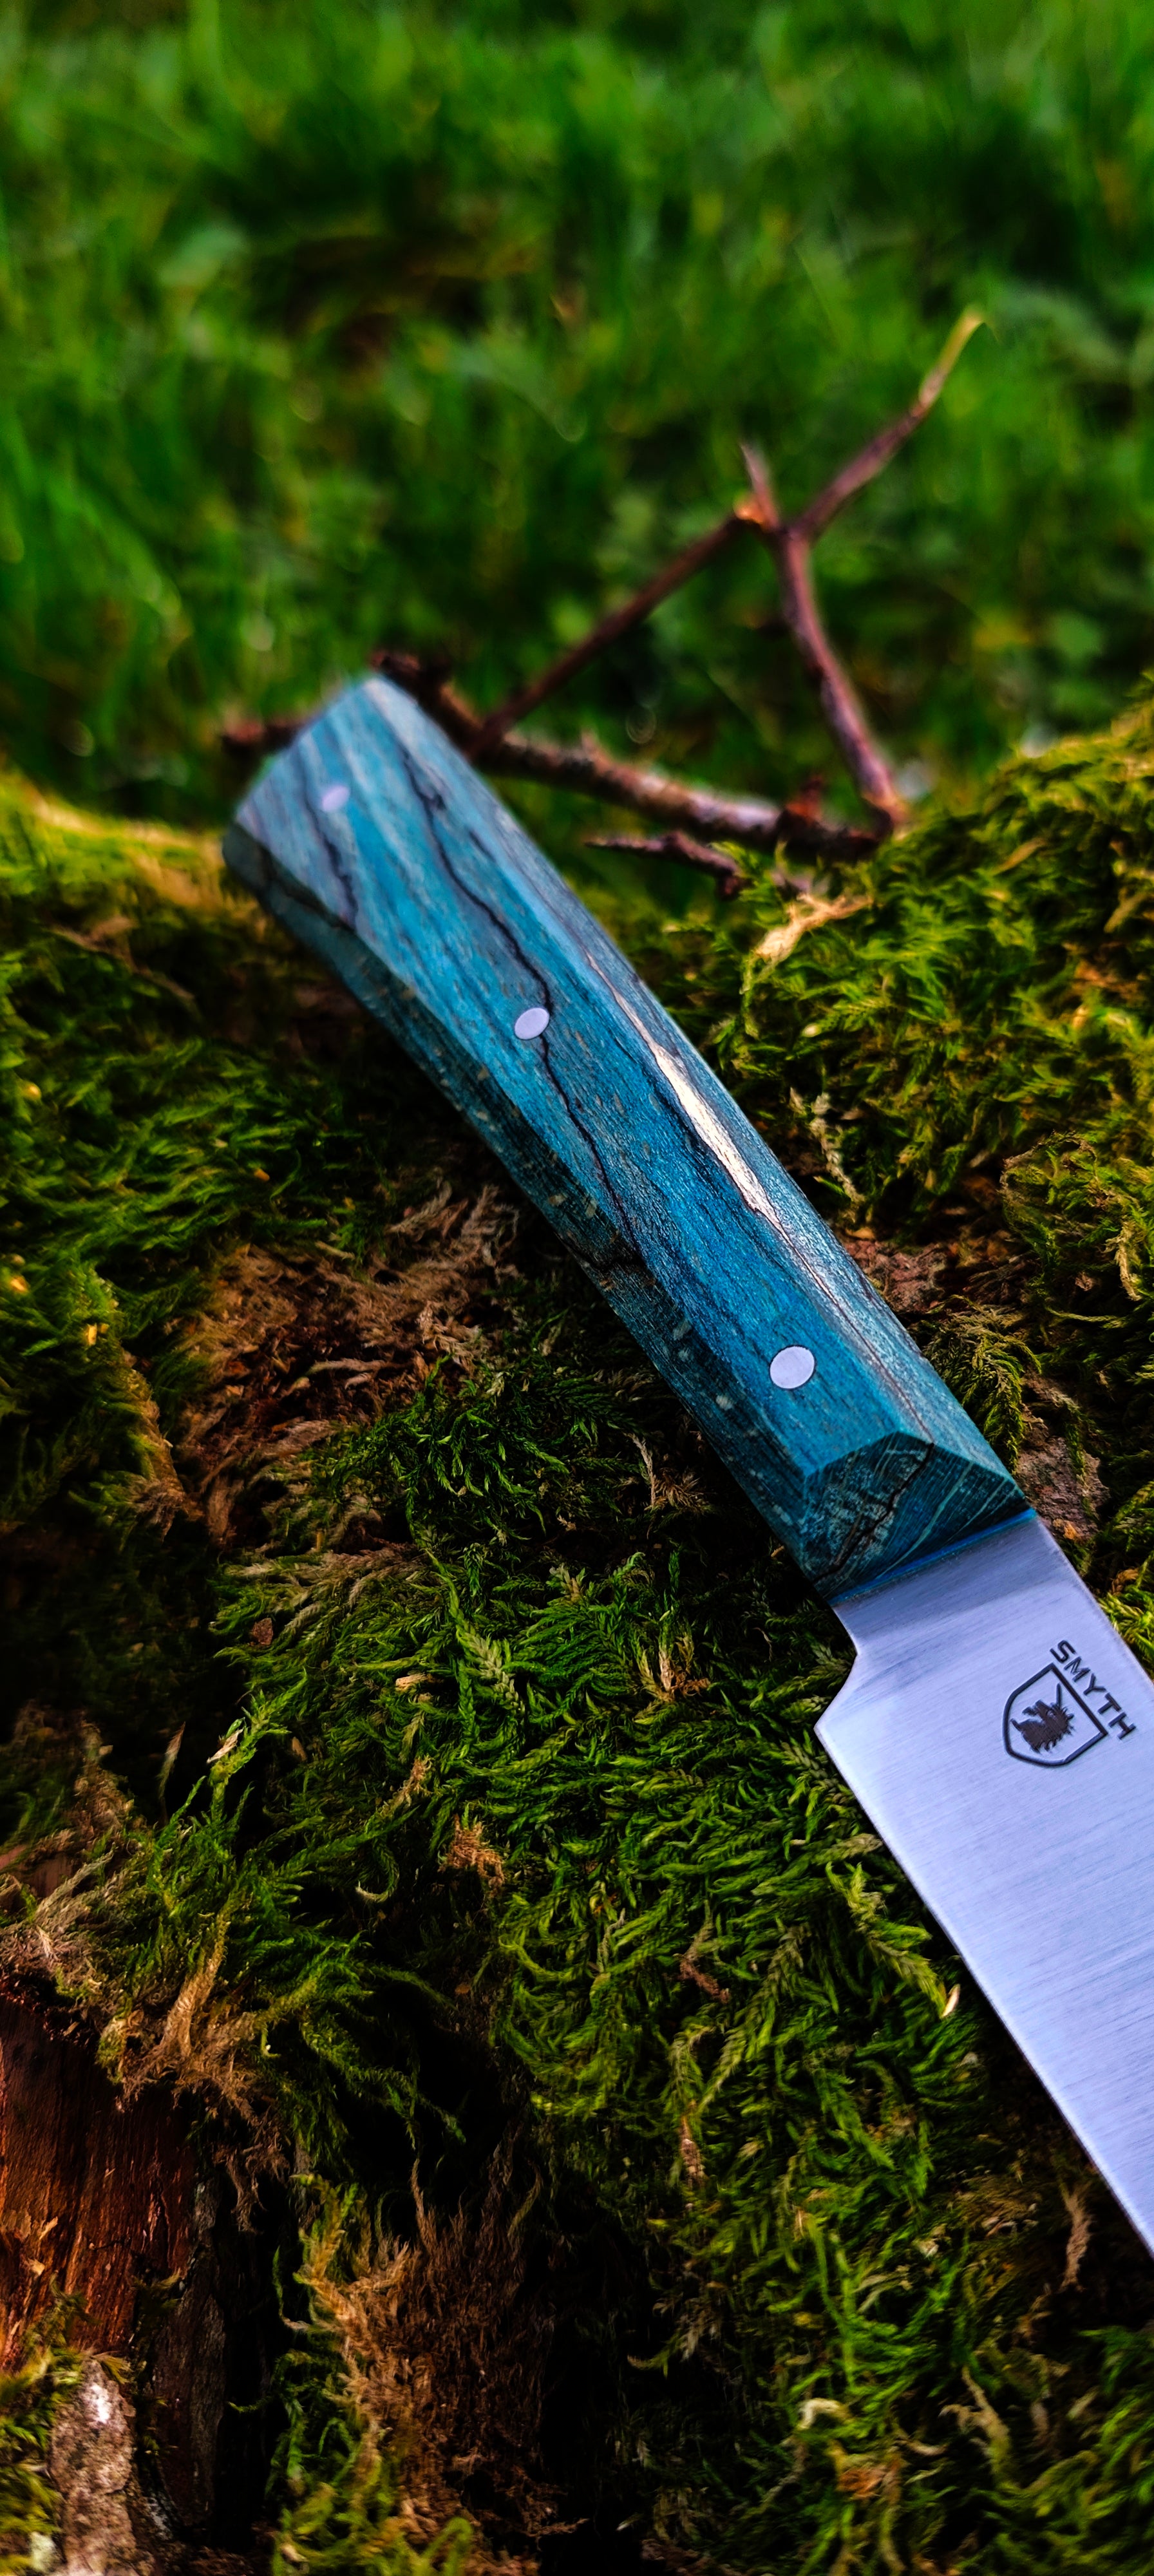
[{"xmin": 1003, "ymin": 1663, "xmax": 1108, "ymax": 1768}]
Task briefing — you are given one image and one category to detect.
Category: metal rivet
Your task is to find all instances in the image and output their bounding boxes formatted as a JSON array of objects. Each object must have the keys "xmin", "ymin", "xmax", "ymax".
[
  {"xmin": 770, "ymin": 1344, "xmax": 816, "ymax": 1390},
  {"xmin": 514, "ymin": 1006, "xmax": 550, "ymax": 1040},
  {"xmin": 320, "ymin": 782, "xmax": 350, "ymax": 814}
]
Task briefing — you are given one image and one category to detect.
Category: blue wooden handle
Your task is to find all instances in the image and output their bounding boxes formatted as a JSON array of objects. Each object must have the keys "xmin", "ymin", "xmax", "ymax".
[{"xmin": 224, "ymin": 676, "xmax": 1021, "ymax": 1597}]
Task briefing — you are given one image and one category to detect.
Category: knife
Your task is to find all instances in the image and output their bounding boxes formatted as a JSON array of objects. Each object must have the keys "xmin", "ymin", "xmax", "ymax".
[{"xmin": 225, "ymin": 674, "xmax": 1154, "ymax": 2251}]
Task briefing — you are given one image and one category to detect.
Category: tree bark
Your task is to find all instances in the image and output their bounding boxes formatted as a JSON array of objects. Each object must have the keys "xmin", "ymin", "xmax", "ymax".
[{"xmin": 0, "ymin": 1984, "xmax": 279, "ymax": 2572}]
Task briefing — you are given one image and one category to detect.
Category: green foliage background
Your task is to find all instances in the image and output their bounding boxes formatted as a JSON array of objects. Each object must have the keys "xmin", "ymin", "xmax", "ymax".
[{"xmin": 4, "ymin": 0, "xmax": 1154, "ymax": 823}]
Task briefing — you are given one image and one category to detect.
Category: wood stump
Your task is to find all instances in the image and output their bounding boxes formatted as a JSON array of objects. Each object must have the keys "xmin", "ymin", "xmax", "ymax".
[{"xmin": 0, "ymin": 1986, "xmax": 278, "ymax": 2571}]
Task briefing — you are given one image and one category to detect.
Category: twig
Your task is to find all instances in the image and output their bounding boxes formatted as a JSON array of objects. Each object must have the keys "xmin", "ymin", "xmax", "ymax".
[
  {"xmin": 492, "ymin": 731, "xmax": 839, "ymax": 854},
  {"xmin": 370, "ymin": 650, "xmax": 875, "ymax": 860},
  {"xmin": 460, "ymin": 309, "xmax": 983, "ymax": 834},
  {"xmin": 471, "ymin": 514, "xmax": 745, "ymax": 759},
  {"xmin": 739, "ymin": 454, "xmax": 907, "ymax": 831},
  {"xmin": 583, "ymin": 831, "xmax": 749, "ymax": 898},
  {"xmin": 223, "ymin": 659, "xmax": 872, "ymax": 860},
  {"xmin": 737, "ymin": 310, "xmax": 984, "ymax": 829},
  {"xmin": 224, "ymin": 317, "xmax": 980, "ymax": 871},
  {"xmin": 366, "ymin": 650, "xmax": 490, "ymax": 754},
  {"xmin": 793, "ymin": 310, "xmax": 985, "ymax": 545},
  {"xmin": 220, "ymin": 710, "xmax": 305, "ymax": 758}
]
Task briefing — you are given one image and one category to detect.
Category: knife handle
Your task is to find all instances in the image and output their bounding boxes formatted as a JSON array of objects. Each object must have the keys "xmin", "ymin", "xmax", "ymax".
[{"xmin": 225, "ymin": 676, "xmax": 1021, "ymax": 1598}]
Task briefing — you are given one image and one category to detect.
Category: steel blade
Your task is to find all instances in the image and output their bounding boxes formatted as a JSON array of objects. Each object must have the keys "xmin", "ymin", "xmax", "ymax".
[{"xmin": 819, "ymin": 1511, "xmax": 1154, "ymax": 2249}]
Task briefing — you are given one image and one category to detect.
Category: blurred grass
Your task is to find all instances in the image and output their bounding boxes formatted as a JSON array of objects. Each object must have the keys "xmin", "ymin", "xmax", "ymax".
[{"xmin": 3, "ymin": 0, "xmax": 1154, "ymax": 830}]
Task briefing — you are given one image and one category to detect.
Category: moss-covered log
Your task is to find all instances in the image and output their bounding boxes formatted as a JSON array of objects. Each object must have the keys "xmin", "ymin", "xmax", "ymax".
[{"xmin": 6, "ymin": 709, "xmax": 1154, "ymax": 2569}]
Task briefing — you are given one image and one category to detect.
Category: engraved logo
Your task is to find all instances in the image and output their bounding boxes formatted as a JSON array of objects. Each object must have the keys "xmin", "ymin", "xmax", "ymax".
[{"xmin": 1003, "ymin": 1665, "xmax": 1108, "ymax": 1768}]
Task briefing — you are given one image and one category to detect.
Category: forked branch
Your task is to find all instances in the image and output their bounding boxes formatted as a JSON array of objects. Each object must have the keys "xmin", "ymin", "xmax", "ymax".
[
  {"xmin": 738, "ymin": 311, "xmax": 984, "ymax": 829},
  {"xmin": 462, "ymin": 310, "xmax": 983, "ymax": 834},
  {"xmin": 368, "ymin": 650, "xmax": 875, "ymax": 860},
  {"xmin": 225, "ymin": 658, "xmax": 872, "ymax": 861},
  {"xmin": 225, "ymin": 318, "xmax": 982, "ymax": 880},
  {"xmin": 738, "ymin": 446, "xmax": 905, "ymax": 830}
]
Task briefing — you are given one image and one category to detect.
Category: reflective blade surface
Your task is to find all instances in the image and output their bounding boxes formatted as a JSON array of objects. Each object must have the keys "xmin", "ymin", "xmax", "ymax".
[{"xmin": 819, "ymin": 1512, "xmax": 1154, "ymax": 2249}]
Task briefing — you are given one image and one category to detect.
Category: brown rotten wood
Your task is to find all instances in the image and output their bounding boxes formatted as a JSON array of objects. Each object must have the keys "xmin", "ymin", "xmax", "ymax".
[
  {"xmin": 0, "ymin": 1985, "xmax": 194, "ymax": 2362},
  {"xmin": 0, "ymin": 1978, "xmax": 278, "ymax": 2568}
]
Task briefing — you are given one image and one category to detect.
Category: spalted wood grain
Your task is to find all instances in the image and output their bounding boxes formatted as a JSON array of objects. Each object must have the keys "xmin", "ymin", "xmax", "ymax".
[{"xmin": 226, "ymin": 677, "xmax": 1021, "ymax": 1596}]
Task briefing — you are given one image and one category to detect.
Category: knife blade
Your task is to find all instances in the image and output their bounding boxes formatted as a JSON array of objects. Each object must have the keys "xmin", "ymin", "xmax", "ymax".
[{"xmin": 225, "ymin": 674, "xmax": 1154, "ymax": 2250}]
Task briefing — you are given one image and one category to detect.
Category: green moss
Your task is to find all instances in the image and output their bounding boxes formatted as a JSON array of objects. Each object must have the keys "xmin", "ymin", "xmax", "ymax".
[
  {"xmin": 270, "ymin": 2307, "xmax": 475, "ymax": 2576},
  {"xmin": 7, "ymin": 705, "xmax": 1154, "ymax": 2565},
  {"xmin": 0, "ymin": 2330, "xmax": 82, "ymax": 2574}
]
